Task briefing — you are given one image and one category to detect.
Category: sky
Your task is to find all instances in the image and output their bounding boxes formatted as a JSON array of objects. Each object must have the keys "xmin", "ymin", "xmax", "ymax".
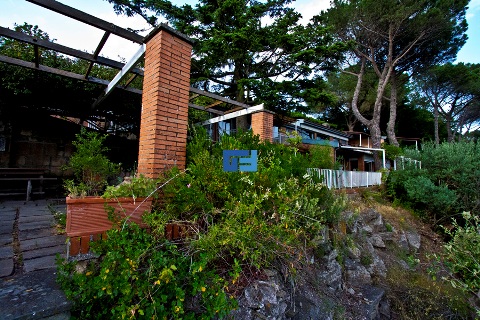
[{"xmin": 0, "ymin": 0, "xmax": 479, "ymax": 64}]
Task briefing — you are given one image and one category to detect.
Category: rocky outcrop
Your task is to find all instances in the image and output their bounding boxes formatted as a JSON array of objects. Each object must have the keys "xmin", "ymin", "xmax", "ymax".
[{"xmin": 231, "ymin": 207, "xmax": 422, "ymax": 319}]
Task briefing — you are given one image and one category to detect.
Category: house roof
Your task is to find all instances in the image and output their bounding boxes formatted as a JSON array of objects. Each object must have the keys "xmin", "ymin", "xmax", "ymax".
[{"xmin": 293, "ymin": 119, "xmax": 352, "ymax": 141}]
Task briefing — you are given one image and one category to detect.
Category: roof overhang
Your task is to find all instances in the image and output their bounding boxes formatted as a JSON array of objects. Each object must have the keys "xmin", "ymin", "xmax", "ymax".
[{"xmin": 294, "ymin": 119, "xmax": 351, "ymax": 142}]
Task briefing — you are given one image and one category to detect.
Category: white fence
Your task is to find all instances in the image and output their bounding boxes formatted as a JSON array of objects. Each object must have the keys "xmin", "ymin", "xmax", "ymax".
[{"xmin": 307, "ymin": 168, "xmax": 382, "ymax": 189}]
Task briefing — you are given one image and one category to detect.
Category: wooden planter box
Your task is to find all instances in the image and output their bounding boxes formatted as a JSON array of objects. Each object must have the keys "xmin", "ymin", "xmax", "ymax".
[{"xmin": 66, "ymin": 196, "xmax": 153, "ymax": 237}]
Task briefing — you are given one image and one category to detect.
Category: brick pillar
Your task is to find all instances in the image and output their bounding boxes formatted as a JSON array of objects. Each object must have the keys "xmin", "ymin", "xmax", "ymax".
[
  {"xmin": 251, "ymin": 111, "xmax": 274, "ymax": 143},
  {"xmin": 137, "ymin": 25, "xmax": 193, "ymax": 178}
]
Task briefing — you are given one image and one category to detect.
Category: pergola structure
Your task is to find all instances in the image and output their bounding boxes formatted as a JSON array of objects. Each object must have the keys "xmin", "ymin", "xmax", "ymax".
[
  {"xmin": 1, "ymin": 0, "xmax": 279, "ymax": 176},
  {"xmin": 0, "ymin": 0, "xmax": 259, "ymax": 133}
]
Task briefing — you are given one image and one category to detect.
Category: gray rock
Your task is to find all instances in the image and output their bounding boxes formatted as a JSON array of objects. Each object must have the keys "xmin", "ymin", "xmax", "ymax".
[
  {"xmin": 362, "ymin": 209, "xmax": 385, "ymax": 232},
  {"xmin": 357, "ymin": 285, "xmax": 386, "ymax": 320},
  {"xmin": 406, "ymin": 230, "xmax": 421, "ymax": 251},
  {"xmin": 291, "ymin": 294, "xmax": 334, "ymax": 320},
  {"xmin": 398, "ymin": 232, "xmax": 409, "ymax": 252},
  {"xmin": 233, "ymin": 280, "xmax": 288, "ymax": 320},
  {"xmin": 243, "ymin": 281, "xmax": 279, "ymax": 309},
  {"xmin": 364, "ymin": 240, "xmax": 387, "ymax": 279},
  {"xmin": 347, "ymin": 246, "xmax": 362, "ymax": 260},
  {"xmin": 345, "ymin": 259, "xmax": 372, "ymax": 286},
  {"xmin": 316, "ymin": 250, "xmax": 343, "ymax": 291},
  {"xmin": 361, "ymin": 225, "xmax": 374, "ymax": 235},
  {"xmin": 369, "ymin": 234, "xmax": 386, "ymax": 248},
  {"xmin": 369, "ymin": 255, "xmax": 387, "ymax": 279},
  {"xmin": 379, "ymin": 298, "xmax": 391, "ymax": 319},
  {"xmin": 378, "ymin": 232, "xmax": 394, "ymax": 242}
]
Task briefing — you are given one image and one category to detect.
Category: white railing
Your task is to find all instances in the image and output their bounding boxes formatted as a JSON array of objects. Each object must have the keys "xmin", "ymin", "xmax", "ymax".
[
  {"xmin": 307, "ymin": 168, "xmax": 382, "ymax": 189},
  {"xmin": 394, "ymin": 156, "xmax": 421, "ymax": 170}
]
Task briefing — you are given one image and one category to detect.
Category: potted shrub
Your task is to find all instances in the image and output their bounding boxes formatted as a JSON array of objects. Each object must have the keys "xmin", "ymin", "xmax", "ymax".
[{"xmin": 64, "ymin": 129, "xmax": 158, "ymax": 237}]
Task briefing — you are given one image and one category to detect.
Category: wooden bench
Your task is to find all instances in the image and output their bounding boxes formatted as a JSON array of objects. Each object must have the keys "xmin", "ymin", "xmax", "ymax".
[{"xmin": 0, "ymin": 168, "xmax": 58, "ymax": 201}]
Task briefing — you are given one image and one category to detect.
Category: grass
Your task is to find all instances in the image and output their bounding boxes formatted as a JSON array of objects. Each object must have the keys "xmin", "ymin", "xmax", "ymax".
[{"xmin": 385, "ymin": 266, "xmax": 474, "ymax": 319}]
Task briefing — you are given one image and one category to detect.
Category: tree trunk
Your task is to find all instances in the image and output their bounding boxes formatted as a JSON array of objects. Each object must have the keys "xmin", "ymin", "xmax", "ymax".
[
  {"xmin": 369, "ymin": 124, "xmax": 383, "ymax": 170},
  {"xmin": 349, "ymin": 56, "xmax": 391, "ymax": 170},
  {"xmin": 234, "ymin": 61, "xmax": 250, "ymax": 132},
  {"xmin": 445, "ymin": 116, "xmax": 454, "ymax": 142},
  {"xmin": 386, "ymin": 71, "xmax": 399, "ymax": 147},
  {"xmin": 434, "ymin": 101, "xmax": 440, "ymax": 145}
]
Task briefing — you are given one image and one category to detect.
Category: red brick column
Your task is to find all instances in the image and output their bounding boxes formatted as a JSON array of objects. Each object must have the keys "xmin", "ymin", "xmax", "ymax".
[
  {"xmin": 137, "ymin": 25, "xmax": 193, "ymax": 178},
  {"xmin": 251, "ymin": 110, "xmax": 274, "ymax": 143}
]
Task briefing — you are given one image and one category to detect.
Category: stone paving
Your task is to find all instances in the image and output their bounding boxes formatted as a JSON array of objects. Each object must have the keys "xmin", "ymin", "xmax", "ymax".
[{"xmin": 0, "ymin": 199, "xmax": 71, "ymax": 319}]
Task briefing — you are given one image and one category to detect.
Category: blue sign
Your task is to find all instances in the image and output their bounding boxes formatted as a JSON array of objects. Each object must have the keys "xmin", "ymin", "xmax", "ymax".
[{"xmin": 223, "ymin": 150, "xmax": 258, "ymax": 172}]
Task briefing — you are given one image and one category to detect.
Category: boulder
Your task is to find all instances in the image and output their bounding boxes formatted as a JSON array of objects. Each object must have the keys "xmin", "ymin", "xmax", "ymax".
[{"xmin": 405, "ymin": 230, "xmax": 421, "ymax": 251}]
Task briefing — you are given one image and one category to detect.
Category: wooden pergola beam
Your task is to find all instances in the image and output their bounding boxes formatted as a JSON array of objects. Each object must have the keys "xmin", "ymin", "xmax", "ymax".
[
  {"xmin": 26, "ymin": 0, "xmax": 144, "ymax": 43},
  {"xmin": 0, "ymin": 54, "xmax": 142, "ymax": 95},
  {"xmin": 85, "ymin": 31, "xmax": 110, "ymax": 78},
  {"xmin": 188, "ymin": 103, "xmax": 225, "ymax": 115},
  {"xmin": 189, "ymin": 87, "xmax": 251, "ymax": 109},
  {"xmin": 0, "ymin": 27, "xmax": 144, "ymax": 76}
]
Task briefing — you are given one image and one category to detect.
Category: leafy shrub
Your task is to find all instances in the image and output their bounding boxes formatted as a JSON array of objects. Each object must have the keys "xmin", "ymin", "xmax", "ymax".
[
  {"xmin": 403, "ymin": 176, "xmax": 457, "ymax": 222},
  {"xmin": 382, "ymin": 143, "xmax": 403, "ymax": 160},
  {"xmin": 418, "ymin": 141, "xmax": 480, "ymax": 214},
  {"xmin": 57, "ymin": 224, "xmax": 237, "ymax": 319},
  {"xmin": 63, "ymin": 128, "xmax": 120, "ymax": 197},
  {"xmin": 388, "ymin": 141, "xmax": 480, "ymax": 224},
  {"xmin": 152, "ymin": 128, "xmax": 345, "ymax": 268},
  {"xmin": 58, "ymin": 129, "xmax": 345, "ymax": 318},
  {"xmin": 102, "ymin": 174, "xmax": 159, "ymax": 200},
  {"xmin": 309, "ymin": 145, "xmax": 335, "ymax": 169},
  {"xmin": 386, "ymin": 169, "xmax": 457, "ymax": 224},
  {"xmin": 442, "ymin": 212, "xmax": 480, "ymax": 295}
]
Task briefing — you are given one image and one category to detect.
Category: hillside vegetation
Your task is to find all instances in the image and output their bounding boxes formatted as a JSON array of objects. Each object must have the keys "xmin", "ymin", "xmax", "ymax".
[{"xmin": 57, "ymin": 131, "xmax": 479, "ymax": 319}]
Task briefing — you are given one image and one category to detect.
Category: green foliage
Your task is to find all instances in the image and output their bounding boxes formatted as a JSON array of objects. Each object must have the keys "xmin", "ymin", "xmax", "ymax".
[
  {"xmin": 63, "ymin": 128, "xmax": 120, "ymax": 197},
  {"xmin": 309, "ymin": 145, "xmax": 335, "ymax": 169},
  {"xmin": 441, "ymin": 212, "xmax": 480, "ymax": 296},
  {"xmin": 418, "ymin": 141, "xmax": 480, "ymax": 214},
  {"xmin": 59, "ymin": 130, "xmax": 345, "ymax": 318},
  {"xmin": 382, "ymin": 143, "xmax": 403, "ymax": 160},
  {"xmin": 57, "ymin": 224, "xmax": 237, "ymax": 319},
  {"xmin": 403, "ymin": 176, "xmax": 457, "ymax": 216},
  {"xmin": 386, "ymin": 141, "xmax": 480, "ymax": 224},
  {"xmin": 107, "ymin": 0, "xmax": 348, "ymax": 113},
  {"xmin": 414, "ymin": 63, "xmax": 480, "ymax": 141},
  {"xmin": 151, "ymin": 129, "xmax": 345, "ymax": 268},
  {"xmin": 386, "ymin": 169, "xmax": 457, "ymax": 224},
  {"xmin": 386, "ymin": 267, "xmax": 473, "ymax": 319},
  {"xmin": 103, "ymin": 174, "xmax": 159, "ymax": 200}
]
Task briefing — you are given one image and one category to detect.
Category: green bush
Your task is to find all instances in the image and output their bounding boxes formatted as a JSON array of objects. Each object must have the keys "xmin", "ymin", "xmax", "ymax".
[
  {"xmin": 418, "ymin": 141, "xmax": 480, "ymax": 214},
  {"xmin": 63, "ymin": 128, "xmax": 120, "ymax": 197},
  {"xmin": 102, "ymin": 174, "xmax": 159, "ymax": 200},
  {"xmin": 388, "ymin": 141, "xmax": 480, "ymax": 224},
  {"xmin": 386, "ymin": 169, "xmax": 457, "ymax": 224},
  {"xmin": 442, "ymin": 212, "xmax": 480, "ymax": 295},
  {"xmin": 58, "ymin": 129, "xmax": 344, "ymax": 318},
  {"xmin": 57, "ymin": 224, "xmax": 237, "ymax": 319},
  {"xmin": 152, "ymin": 128, "xmax": 345, "ymax": 268}
]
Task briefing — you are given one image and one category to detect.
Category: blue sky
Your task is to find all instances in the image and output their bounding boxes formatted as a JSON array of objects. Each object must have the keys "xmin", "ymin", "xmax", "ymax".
[{"xmin": 0, "ymin": 0, "xmax": 479, "ymax": 63}]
